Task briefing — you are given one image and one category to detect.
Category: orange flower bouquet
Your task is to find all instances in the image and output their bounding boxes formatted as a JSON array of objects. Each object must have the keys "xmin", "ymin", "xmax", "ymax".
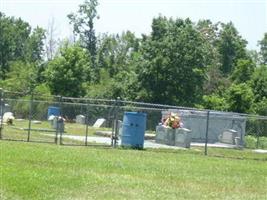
[{"xmin": 162, "ymin": 112, "xmax": 182, "ymax": 129}]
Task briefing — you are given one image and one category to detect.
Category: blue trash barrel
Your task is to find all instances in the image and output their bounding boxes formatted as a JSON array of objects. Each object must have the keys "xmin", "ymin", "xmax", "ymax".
[
  {"xmin": 121, "ymin": 112, "xmax": 147, "ymax": 149},
  {"xmin": 47, "ymin": 106, "xmax": 60, "ymax": 118}
]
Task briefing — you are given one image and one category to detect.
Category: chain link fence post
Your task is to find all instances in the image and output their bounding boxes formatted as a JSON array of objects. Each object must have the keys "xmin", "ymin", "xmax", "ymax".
[
  {"xmin": 27, "ymin": 92, "xmax": 34, "ymax": 142},
  {"xmin": 59, "ymin": 96, "xmax": 63, "ymax": 145},
  {"xmin": 111, "ymin": 100, "xmax": 116, "ymax": 147},
  {"xmin": 256, "ymin": 122, "xmax": 260, "ymax": 149},
  {"xmin": 54, "ymin": 96, "xmax": 60, "ymax": 144},
  {"xmin": 111, "ymin": 97, "xmax": 120, "ymax": 148},
  {"xmin": 85, "ymin": 99, "xmax": 89, "ymax": 146},
  {"xmin": 204, "ymin": 111, "xmax": 210, "ymax": 156},
  {"xmin": 239, "ymin": 116, "xmax": 246, "ymax": 149},
  {"xmin": 114, "ymin": 97, "xmax": 122, "ymax": 148},
  {"xmin": 111, "ymin": 102, "xmax": 115, "ymax": 147},
  {"xmin": 0, "ymin": 88, "xmax": 4, "ymax": 139},
  {"xmin": 256, "ymin": 121, "xmax": 260, "ymax": 149}
]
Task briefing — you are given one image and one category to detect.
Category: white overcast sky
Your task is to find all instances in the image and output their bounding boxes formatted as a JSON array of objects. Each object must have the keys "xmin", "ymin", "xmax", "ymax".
[{"xmin": 1, "ymin": 0, "xmax": 266, "ymax": 50}]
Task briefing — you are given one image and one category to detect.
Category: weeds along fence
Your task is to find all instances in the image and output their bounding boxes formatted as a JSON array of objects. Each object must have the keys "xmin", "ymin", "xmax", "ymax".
[{"xmin": 0, "ymin": 89, "xmax": 267, "ymax": 154}]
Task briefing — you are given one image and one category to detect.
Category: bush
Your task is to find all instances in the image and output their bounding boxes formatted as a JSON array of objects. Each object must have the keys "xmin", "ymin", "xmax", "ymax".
[
  {"xmin": 258, "ymin": 137, "xmax": 267, "ymax": 149},
  {"xmin": 244, "ymin": 135, "xmax": 257, "ymax": 149},
  {"xmin": 245, "ymin": 135, "xmax": 267, "ymax": 149}
]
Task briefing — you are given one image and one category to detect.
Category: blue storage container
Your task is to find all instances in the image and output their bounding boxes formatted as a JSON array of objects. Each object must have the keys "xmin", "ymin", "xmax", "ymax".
[
  {"xmin": 47, "ymin": 106, "xmax": 60, "ymax": 118},
  {"xmin": 121, "ymin": 112, "xmax": 147, "ymax": 149}
]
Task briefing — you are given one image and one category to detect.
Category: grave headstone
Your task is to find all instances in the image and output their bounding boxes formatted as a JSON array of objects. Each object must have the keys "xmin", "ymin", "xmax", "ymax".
[
  {"xmin": 76, "ymin": 115, "xmax": 85, "ymax": 124},
  {"xmin": 93, "ymin": 118, "xmax": 106, "ymax": 128}
]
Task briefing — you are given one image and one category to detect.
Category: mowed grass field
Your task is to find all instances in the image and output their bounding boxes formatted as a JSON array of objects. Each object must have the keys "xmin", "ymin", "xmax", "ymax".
[
  {"xmin": 1, "ymin": 119, "xmax": 111, "ymax": 137},
  {"xmin": 1, "ymin": 141, "xmax": 267, "ymax": 200},
  {"xmin": 0, "ymin": 119, "xmax": 112, "ymax": 145}
]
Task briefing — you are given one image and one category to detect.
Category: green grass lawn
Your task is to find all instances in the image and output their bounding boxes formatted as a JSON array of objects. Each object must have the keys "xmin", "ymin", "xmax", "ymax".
[
  {"xmin": 0, "ymin": 119, "xmax": 155, "ymax": 146},
  {"xmin": 1, "ymin": 141, "xmax": 267, "ymax": 200},
  {"xmin": 0, "ymin": 119, "xmax": 112, "ymax": 145}
]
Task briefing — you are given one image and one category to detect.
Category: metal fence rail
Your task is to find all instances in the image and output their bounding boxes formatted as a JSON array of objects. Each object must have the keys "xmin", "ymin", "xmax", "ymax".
[{"xmin": 1, "ymin": 89, "xmax": 267, "ymax": 155}]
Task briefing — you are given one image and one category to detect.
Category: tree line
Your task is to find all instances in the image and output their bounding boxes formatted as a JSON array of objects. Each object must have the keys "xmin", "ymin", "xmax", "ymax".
[{"xmin": 0, "ymin": 0, "xmax": 267, "ymax": 115}]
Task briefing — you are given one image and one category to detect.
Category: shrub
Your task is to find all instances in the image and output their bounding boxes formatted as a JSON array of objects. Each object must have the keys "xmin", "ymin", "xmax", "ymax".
[
  {"xmin": 258, "ymin": 137, "xmax": 267, "ymax": 149},
  {"xmin": 244, "ymin": 135, "xmax": 257, "ymax": 149},
  {"xmin": 245, "ymin": 135, "xmax": 267, "ymax": 149}
]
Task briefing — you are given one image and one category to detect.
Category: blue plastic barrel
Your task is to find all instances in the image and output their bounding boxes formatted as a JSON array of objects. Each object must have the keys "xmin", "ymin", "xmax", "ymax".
[
  {"xmin": 121, "ymin": 112, "xmax": 147, "ymax": 149},
  {"xmin": 47, "ymin": 106, "xmax": 60, "ymax": 118}
]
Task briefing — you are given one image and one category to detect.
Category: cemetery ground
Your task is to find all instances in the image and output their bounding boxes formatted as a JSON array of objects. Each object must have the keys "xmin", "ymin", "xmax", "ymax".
[
  {"xmin": 1, "ymin": 140, "xmax": 267, "ymax": 200},
  {"xmin": 1, "ymin": 119, "xmax": 267, "ymax": 148},
  {"xmin": 0, "ymin": 119, "xmax": 112, "ymax": 145}
]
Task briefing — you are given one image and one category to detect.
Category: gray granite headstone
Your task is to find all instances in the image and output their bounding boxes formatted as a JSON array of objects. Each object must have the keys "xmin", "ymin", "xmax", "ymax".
[
  {"xmin": 219, "ymin": 129, "xmax": 238, "ymax": 144},
  {"xmin": 155, "ymin": 126, "xmax": 192, "ymax": 148},
  {"xmin": 162, "ymin": 110, "xmax": 246, "ymax": 144},
  {"xmin": 175, "ymin": 128, "xmax": 192, "ymax": 148}
]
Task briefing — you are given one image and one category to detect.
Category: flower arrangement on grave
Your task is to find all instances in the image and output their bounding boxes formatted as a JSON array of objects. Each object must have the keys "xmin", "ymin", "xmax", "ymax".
[{"xmin": 162, "ymin": 112, "xmax": 182, "ymax": 129}]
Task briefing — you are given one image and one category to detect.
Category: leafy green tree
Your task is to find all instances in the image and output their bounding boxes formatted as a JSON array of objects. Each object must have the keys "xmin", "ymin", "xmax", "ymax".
[
  {"xmin": 201, "ymin": 94, "xmax": 227, "ymax": 111},
  {"xmin": 0, "ymin": 12, "xmax": 45, "ymax": 79},
  {"xmin": 85, "ymin": 69, "xmax": 113, "ymax": 99},
  {"xmin": 138, "ymin": 17, "xmax": 209, "ymax": 106},
  {"xmin": 88, "ymin": 32, "xmax": 140, "ymax": 100},
  {"xmin": 231, "ymin": 59, "xmax": 255, "ymax": 84},
  {"xmin": 97, "ymin": 31, "xmax": 139, "ymax": 77},
  {"xmin": 247, "ymin": 50, "xmax": 261, "ymax": 66},
  {"xmin": 68, "ymin": 0, "xmax": 99, "ymax": 81},
  {"xmin": 197, "ymin": 20, "xmax": 218, "ymax": 43},
  {"xmin": 216, "ymin": 22, "xmax": 248, "ymax": 75},
  {"xmin": 68, "ymin": 0, "xmax": 98, "ymax": 56},
  {"xmin": 253, "ymin": 98, "xmax": 267, "ymax": 116},
  {"xmin": 258, "ymin": 33, "xmax": 267, "ymax": 64},
  {"xmin": 203, "ymin": 65, "xmax": 231, "ymax": 95},
  {"xmin": 0, "ymin": 13, "xmax": 30, "ymax": 78},
  {"xmin": 0, "ymin": 61, "xmax": 37, "ymax": 92},
  {"xmin": 45, "ymin": 43, "xmax": 91, "ymax": 97},
  {"xmin": 32, "ymin": 84, "xmax": 51, "ymax": 97},
  {"xmin": 225, "ymin": 83, "xmax": 254, "ymax": 113},
  {"xmin": 96, "ymin": 34, "xmax": 116, "ymax": 75},
  {"xmin": 196, "ymin": 20, "xmax": 228, "ymax": 96},
  {"xmin": 108, "ymin": 70, "xmax": 138, "ymax": 100},
  {"xmin": 250, "ymin": 65, "xmax": 267, "ymax": 102},
  {"xmin": 196, "ymin": 20, "xmax": 220, "ymax": 67},
  {"xmin": 26, "ymin": 27, "xmax": 46, "ymax": 62}
]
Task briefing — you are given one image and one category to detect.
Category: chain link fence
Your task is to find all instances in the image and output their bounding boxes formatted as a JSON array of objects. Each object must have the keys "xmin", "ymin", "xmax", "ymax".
[{"xmin": 1, "ymin": 89, "xmax": 267, "ymax": 155}]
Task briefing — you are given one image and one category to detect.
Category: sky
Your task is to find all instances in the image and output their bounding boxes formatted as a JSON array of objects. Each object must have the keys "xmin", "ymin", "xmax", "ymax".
[{"xmin": 1, "ymin": 0, "xmax": 266, "ymax": 50}]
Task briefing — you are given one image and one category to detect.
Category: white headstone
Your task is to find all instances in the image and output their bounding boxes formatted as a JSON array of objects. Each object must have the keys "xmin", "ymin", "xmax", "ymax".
[
  {"xmin": 76, "ymin": 115, "xmax": 85, "ymax": 124},
  {"xmin": 93, "ymin": 118, "xmax": 106, "ymax": 128},
  {"xmin": 3, "ymin": 112, "xmax": 15, "ymax": 123}
]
